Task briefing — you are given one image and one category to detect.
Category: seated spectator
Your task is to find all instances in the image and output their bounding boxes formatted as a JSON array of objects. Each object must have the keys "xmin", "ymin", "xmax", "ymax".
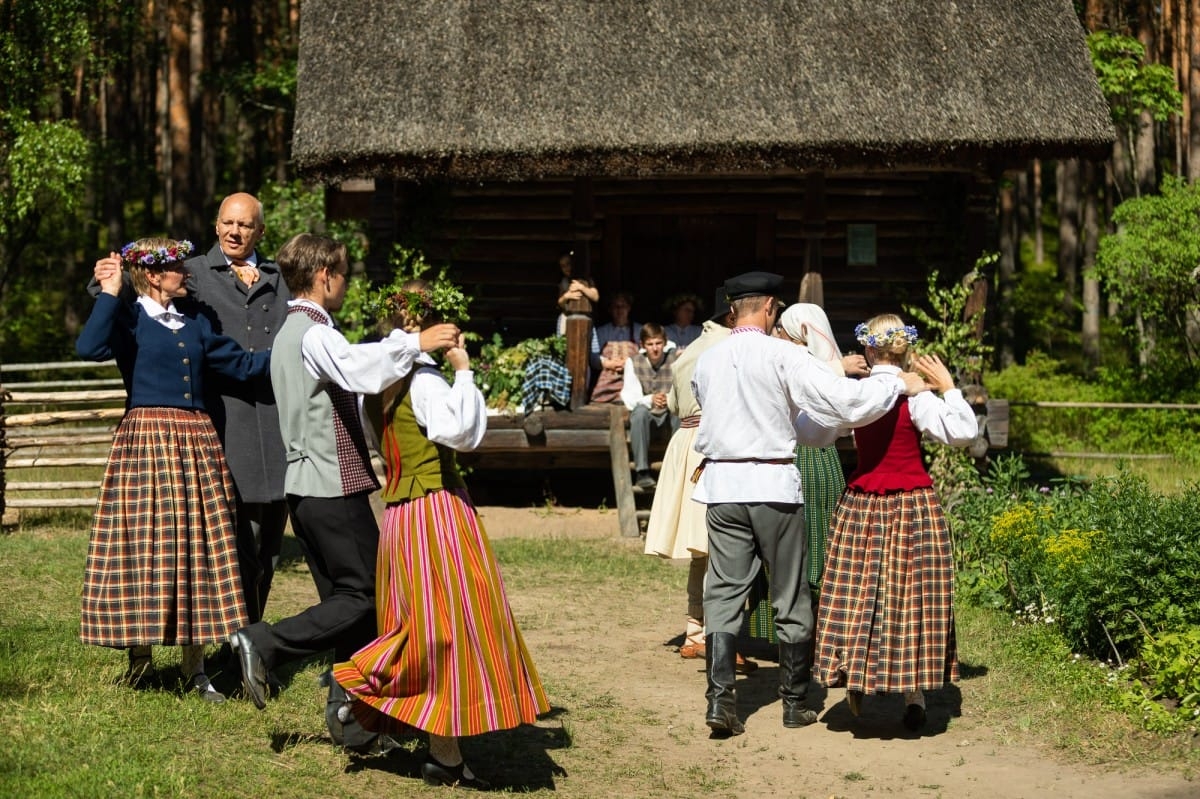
[
  {"xmin": 555, "ymin": 249, "xmax": 598, "ymax": 335},
  {"xmin": 589, "ymin": 291, "xmax": 640, "ymax": 403},
  {"xmin": 621, "ymin": 322, "xmax": 681, "ymax": 489},
  {"xmin": 663, "ymin": 293, "xmax": 704, "ymax": 349}
]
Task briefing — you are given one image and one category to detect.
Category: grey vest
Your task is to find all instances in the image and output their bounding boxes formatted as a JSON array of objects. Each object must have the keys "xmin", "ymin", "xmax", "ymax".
[{"xmin": 271, "ymin": 308, "xmax": 379, "ymax": 498}]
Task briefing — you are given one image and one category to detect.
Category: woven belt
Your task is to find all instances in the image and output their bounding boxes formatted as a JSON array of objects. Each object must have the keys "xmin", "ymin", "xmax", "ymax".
[{"xmin": 690, "ymin": 456, "xmax": 795, "ymax": 483}]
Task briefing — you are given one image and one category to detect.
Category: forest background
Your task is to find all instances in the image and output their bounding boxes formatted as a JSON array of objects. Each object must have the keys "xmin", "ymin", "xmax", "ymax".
[{"xmin": 2, "ymin": 0, "xmax": 1199, "ymax": 456}]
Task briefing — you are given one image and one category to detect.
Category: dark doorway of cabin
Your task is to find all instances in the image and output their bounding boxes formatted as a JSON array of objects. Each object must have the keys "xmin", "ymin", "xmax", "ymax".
[{"xmin": 607, "ymin": 214, "xmax": 758, "ymax": 327}]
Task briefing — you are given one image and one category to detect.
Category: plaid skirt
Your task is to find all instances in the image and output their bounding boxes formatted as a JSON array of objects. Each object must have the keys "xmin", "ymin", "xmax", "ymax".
[
  {"xmin": 334, "ymin": 487, "xmax": 550, "ymax": 737},
  {"xmin": 80, "ymin": 407, "xmax": 248, "ymax": 647},
  {"xmin": 814, "ymin": 487, "xmax": 958, "ymax": 693}
]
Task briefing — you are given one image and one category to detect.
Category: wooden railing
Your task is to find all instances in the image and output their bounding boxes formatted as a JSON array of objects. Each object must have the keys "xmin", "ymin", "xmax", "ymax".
[{"xmin": 1, "ymin": 360, "xmax": 124, "ymax": 516}]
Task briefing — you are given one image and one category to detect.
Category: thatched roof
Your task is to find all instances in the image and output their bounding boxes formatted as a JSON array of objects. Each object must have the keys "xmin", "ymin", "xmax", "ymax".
[{"xmin": 293, "ymin": 0, "xmax": 1114, "ymax": 181}]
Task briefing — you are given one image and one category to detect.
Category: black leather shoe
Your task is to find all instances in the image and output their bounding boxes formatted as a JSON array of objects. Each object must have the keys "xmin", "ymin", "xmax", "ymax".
[
  {"xmin": 230, "ymin": 630, "xmax": 269, "ymax": 710},
  {"xmin": 902, "ymin": 703, "xmax": 927, "ymax": 731},
  {"xmin": 190, "ymin": 674, "xmax": 227, "ymax": 704},
  {"xmin": 421, "ymin": 756, "xmax": 491, "ymax": 790}
]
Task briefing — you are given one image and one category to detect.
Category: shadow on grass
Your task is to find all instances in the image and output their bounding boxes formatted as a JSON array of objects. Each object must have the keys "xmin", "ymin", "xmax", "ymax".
[{"xmin": 333, "ymin": 706, "xmax": 571, "ymax": 791}]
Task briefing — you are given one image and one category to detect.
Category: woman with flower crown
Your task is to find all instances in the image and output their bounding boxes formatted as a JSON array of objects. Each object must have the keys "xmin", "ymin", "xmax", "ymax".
[
  {"xmin": 77, "ymin": 238, "xmax": 269, "ymax": 702},
  {"xmin": 333, "ymin": 278, "xmax": 548, "ymax": 790},
  {"xmin": 813, "ymin": 313, "xmax": 977, "ymax": 732}
]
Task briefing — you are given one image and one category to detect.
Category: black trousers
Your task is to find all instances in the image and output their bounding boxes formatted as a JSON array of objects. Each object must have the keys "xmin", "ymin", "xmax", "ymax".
[
  {"xmin": 234, "ymin": 498, "xmax": 289, "ymax": 624},
  {"xmin": 242, "ymin": 491, "xmax": 378, "ymax": 669}
]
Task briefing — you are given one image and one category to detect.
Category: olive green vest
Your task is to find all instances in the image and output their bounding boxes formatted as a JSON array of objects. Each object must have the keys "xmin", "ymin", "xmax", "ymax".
[{"xmin": 379, "ymin": 376, "xmax": 466, "ymax": 502}]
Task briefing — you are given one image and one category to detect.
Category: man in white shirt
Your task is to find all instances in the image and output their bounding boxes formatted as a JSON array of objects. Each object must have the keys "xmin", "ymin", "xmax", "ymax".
[
  {"xmin": 229, "ymin": 233, "xmax": 459, "ymax": 753},
  {"xmin": 691, "ymin": 271, "xmax": 927, "ymax": 735}
]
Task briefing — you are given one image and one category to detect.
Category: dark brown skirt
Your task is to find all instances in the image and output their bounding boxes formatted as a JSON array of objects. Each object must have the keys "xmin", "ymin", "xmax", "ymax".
[{"xmin": 80, "ymin": 407, "xmax": 248, "ymax": 647}]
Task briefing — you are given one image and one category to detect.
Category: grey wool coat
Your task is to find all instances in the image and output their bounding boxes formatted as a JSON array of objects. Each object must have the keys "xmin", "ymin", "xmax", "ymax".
[{"xmin": 179, "ymin": 243, "xmax": 291, "ymax": 503}]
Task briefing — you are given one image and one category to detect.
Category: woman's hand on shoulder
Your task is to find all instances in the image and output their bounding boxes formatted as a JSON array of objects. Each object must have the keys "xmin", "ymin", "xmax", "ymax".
[
  {"xmin": 444, "ymin": 333, "xmax": 470, "ymax": 371},
  {"xmin": 841, "ymin": 352, "xmax": 869, "ymax": 377},
  {"xmin": 914, "ymin": 353, "xmax": 955, "ymax": 393}
]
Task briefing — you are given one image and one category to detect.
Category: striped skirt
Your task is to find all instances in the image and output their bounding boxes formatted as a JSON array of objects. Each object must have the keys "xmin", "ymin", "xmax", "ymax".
[
  {"xmin": 334, "ymin": 488, "xmax": 549, "ymax": 737},
  {"xmin": 814, "ymin": 487, "xmax": 958, "ymax": 693},
  {"xmin": 80, "ymin": 407, "xmax": 248, "ymax": 647}
]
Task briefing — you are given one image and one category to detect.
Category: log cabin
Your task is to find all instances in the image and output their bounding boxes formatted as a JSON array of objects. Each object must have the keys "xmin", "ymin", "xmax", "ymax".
[{"xmin": 291, "ymin": 0, "xmax": 1114, "ymax": 529}]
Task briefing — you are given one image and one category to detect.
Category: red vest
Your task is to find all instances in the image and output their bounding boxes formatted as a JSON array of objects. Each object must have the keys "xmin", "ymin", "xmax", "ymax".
[{"xmin": 847, "ymin": 399, "xmax": 933, "ymax": 493}]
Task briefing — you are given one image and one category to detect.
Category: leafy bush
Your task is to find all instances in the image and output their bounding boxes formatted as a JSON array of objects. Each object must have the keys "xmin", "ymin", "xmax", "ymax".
[
  {"xmin": 475, "ymin": 334, "xmax": 567, "ymax": 411},
  {"xmin": 970, "ymin": 468, "xmax": 1200, "ymax": 664},
  {"xmin": 1134, "ymin": 628, "xmax": 1200, "ymax": 719},
  {"xmin": 258, "ymin": 180, "xmax": 367, "ymax": 263},
  {"xmin": 335, "ymin": 244, "xmax": 473, "ymax": 345}
]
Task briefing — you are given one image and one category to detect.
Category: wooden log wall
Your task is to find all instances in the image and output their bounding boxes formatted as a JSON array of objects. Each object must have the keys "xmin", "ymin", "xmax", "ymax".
[{"xmin": 351, "ymin": 170, "xmax": 995, "ymax": 349}]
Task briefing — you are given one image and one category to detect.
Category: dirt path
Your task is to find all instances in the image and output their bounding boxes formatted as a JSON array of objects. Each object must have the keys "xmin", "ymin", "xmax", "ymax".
[{"xmin": 479, "ymin": 506, "xmax": 1196, "ymax": 799}]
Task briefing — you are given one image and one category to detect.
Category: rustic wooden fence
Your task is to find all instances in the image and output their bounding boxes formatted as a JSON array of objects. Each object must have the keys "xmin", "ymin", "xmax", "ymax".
[
  {"xmin": 0, "ymin": 360, "xmax": 124, "ymax": 517},
  {"xmin": 3, "ymin": 360, "xmax": 1192, "ymax": 523}
]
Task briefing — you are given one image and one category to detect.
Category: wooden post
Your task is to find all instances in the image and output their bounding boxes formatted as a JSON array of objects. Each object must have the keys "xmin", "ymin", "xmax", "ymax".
[
  {"xmin": 565, "ymin": 314, "xmax": 592, "ymax": 410},
  {"xmin": 0, "ymin": 384, "xmax": 6, "ymax": 520},
  {"xmin": 608, "ymin": 405, "xmax": 639, "ymax": 538},
  {"xmin": 802, "ymin": 171, "xmax": 826, "ymax": 296}
]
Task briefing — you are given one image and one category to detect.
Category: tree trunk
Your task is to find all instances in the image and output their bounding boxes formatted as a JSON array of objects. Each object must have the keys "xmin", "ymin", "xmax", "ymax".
[
  {"xmin": 1080, "ymin": 161, "xmax": 1101, "ymax": 368},
  {"xmin": 1032, "ymin": 159, "xmax": 1044, "ymax": 264},
  {"xmin": 1057, "ymin": 159, "xmax": 1081, "ymax": 321},
  {"xmin": 997, "ymin": 177, "xmax": 1017, "ymax": 368},
  {"xmin": 1135, "ymin": 9, "xmax": 1158, "ymax": 195},
  {"xmin": 166, "ymin": 0, "xmax": 192, "ymax": 230},
  {"xmin": 1190, "ymin": 0, "xmax": 1200, "ymax": 180}
]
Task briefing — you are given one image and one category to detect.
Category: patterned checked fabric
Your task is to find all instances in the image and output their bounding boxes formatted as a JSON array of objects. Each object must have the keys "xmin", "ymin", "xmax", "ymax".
[
  {"xmin": 630, "ymin": 349, "xmax": 679, "ymax": 416},
  {"xmin": 333, "ymin": 487, "xmax": 550, "ymax": 736},
  {"xmin": 796, "ymin": 444, "xmax": 846, "ymax": 587},
  {"xmin": 288, "ymin": 305, "xmax": 379, "ymax": 495},
  {"xmin": 80, "ymin": 407, "xmax": 248, "ymax": 646},
  {"xmin": 814, "ymin": 486, "xmax": 959, "ymax": 693},
  {"xmin": 521, "ymin": 356, "xmax": 572, "ymax": 411}
]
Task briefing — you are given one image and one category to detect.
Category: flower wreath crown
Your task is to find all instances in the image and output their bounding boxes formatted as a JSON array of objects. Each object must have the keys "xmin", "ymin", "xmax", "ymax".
[
  {"xmin": 120, "ymin": 240, "xmax": 194, "ymax": 269},
  {"xmin": 380, "ymin": 265, "xmax": 471, "ymax": 328},
  {"xmin": 855, "ymin": 322, "xmax": 919, "ymax": 348}
]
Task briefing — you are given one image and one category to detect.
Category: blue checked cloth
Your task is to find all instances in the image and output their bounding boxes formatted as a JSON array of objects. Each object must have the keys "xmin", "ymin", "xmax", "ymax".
[{"xmin": 521, "ymin": 356, "xmax": 572, "ymax": 411}]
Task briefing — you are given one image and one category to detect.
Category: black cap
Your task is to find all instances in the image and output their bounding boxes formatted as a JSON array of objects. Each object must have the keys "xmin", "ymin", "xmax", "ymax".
[
  {"xmin": 709, "ymin": 284, "xmax": 731, "ymax": 322},
  {"xmin": 723, "ymin": 271, "xmax": 784, "ymax": 301}
]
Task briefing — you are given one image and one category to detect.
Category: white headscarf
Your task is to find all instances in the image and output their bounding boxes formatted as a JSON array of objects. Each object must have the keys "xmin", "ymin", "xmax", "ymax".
[{"xmin": 780, "ymin": 303, "xmax": 844, "ymax": 374}]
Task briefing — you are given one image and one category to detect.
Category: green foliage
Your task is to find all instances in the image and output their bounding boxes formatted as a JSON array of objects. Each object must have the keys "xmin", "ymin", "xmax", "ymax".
[
  {"xmin": 903, "ymin": 252, "xmax": 995, "ymax": 384},
  {"xmin": 985, "ymin": 352, "xmax": 1200, "ymax": 463},
  {"xmin": 475, "ymin": 334, "xmax": 568, "ymax": 410},
  {"xmin": 1130, "ymin": 628, "xmax": 1200, "ymax": 722},
  {"xmin": 1088, "ymin": 31, "xmax": 1183, "ymax": 126},
  {"xmin": 257, "ymin": 180, "xmax": 367, "ymax": 263},
  {"xmin": 1093, "ymin": 176, "xmax": 1200, "ymax": 384},
  {"xmin": 334, "ymin": 244, "xmax": 473, "ymax": 345},
  {"xmin": 968, "ymin": 466, "xmax": 1200, "ymax": 664},
  {"xmin": 2, "ymin": 113, "xmax": 90, "ymax": 228}
]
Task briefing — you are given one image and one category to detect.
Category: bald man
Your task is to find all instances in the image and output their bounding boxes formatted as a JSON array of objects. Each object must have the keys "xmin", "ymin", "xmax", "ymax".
[{"xmin": 182, "ymin": 193, "xmax": 291, "ymax": 628}]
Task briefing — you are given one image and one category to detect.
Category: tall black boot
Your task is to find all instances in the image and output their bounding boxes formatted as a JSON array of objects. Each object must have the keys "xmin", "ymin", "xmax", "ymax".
[
  {"xmin": 705, "ymin": 632, "xmax": 744, "ymax": 735},
  {"xmin": 779, "ymin": 640, "xmax": 818, "ymax": 727}
]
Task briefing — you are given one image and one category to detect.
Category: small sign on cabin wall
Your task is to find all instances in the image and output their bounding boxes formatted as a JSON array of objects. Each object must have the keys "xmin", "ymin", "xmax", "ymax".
[{"xmin": 846, "ymin": 223, "xmax": 877, "ymax": 266}]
